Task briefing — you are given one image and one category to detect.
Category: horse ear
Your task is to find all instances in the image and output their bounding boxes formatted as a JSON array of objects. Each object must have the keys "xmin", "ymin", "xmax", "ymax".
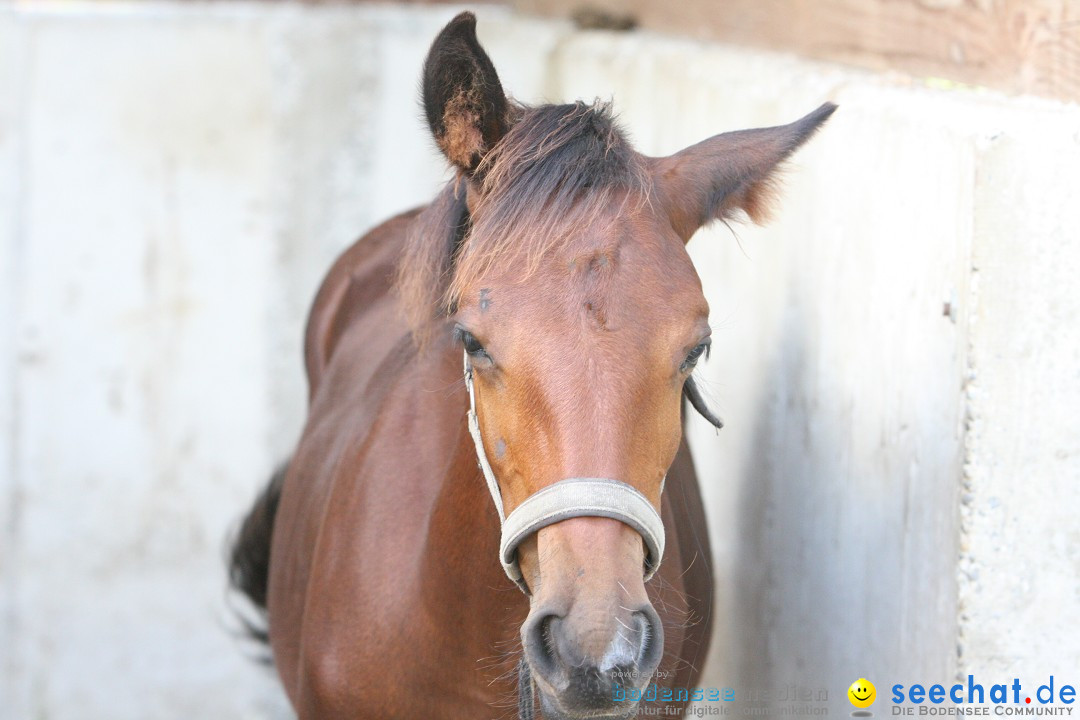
[
  {"xmin": 650, "ymin": 103, "xmax": 837, "ymax": 242},
  {"xmin": 422, "ymin": 12, "xmax": 510, "ymax": 177}
]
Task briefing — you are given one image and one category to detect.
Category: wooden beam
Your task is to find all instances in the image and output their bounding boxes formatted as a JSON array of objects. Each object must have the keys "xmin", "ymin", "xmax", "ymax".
[{"xmin": 511, "ymin": 0, "xmax": 1080, "ymax": 103}]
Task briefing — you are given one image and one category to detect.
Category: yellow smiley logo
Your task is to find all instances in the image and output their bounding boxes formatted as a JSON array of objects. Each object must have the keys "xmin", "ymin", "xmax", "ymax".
[{"xmin": 848, "ymin": 678, "xmax": 876, "ymax": 708}]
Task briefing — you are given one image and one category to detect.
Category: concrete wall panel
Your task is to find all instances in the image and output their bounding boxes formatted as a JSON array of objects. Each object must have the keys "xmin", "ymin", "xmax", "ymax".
[{"xmin": 962, "ymin": 111, "xmax": 1080, "ymax": 679}]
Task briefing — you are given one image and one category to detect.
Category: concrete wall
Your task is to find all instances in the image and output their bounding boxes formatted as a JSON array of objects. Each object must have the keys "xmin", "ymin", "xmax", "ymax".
[{"xmin": 1, "ymin": 3, "xmax": 1077, "ymax": 719}]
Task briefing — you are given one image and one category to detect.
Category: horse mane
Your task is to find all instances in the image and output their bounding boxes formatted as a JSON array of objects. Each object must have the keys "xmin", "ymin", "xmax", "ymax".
[{"xmin": 395, "ymin": 100, "xmax": 649, "ymax": 345}]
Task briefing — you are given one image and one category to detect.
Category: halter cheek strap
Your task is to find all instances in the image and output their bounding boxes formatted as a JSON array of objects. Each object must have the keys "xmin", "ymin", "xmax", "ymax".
[{"xmin": 464, "ymin": 352, "xmax": 666, "ymax": 595}]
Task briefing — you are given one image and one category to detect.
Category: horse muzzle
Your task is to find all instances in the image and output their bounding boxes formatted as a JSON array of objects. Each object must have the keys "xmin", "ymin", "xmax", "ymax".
[{"xmin": 523, "ymin": 598, "xmax": 664, "ymax": 720}]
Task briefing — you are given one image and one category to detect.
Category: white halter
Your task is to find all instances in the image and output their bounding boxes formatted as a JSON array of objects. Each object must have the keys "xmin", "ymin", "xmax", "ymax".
[{"xmin": 463, "ymin": 352, "xmax": 666, "ymax": 594}]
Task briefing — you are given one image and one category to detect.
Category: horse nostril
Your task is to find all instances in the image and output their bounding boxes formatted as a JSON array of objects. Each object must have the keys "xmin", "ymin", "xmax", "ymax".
[
  {"xmin": 634, "ymin": 605, "xmax": 664, "ymax": 675},
  {"xmin": 523, "ymin": 611, "xmax": 562, "ymax": 682}
]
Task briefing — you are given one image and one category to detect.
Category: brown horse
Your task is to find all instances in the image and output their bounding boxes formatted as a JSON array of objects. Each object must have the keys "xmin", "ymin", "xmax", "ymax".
[{"xmin": 229, "ymin": 12, "xmax": 834, "ymax": 720}]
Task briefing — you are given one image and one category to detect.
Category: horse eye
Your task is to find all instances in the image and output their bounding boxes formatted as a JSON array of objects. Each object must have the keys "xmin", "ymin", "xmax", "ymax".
[
  {"xmin": 681, "ymin": 340, "xmax": 711, "ymax": 372},
  {"xmin": 457, "ymin": 328, "xmax": 487, "ymax": 357}
]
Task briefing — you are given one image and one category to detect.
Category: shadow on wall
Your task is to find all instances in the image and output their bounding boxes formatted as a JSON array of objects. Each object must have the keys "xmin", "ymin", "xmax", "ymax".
[
  {"xmin": 735, "ymin": 313, "xmax": 839, "ymax": 694},
  {"xmin": 732, "ymin": 267, "xmax": 959, "ymax": 708},
  {"xmin": 735, "ymin": 312, "xmax": 802, "ymax": 695},
  {"xmin": 734, "ymin": 303, "xmax": 872, "ymax": 707}
]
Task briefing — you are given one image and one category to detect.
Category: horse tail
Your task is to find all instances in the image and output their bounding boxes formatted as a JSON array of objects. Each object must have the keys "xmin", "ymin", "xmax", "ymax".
[{"xmin": 228, "ymin": 460, "xmax": 288, "ymax": 645}]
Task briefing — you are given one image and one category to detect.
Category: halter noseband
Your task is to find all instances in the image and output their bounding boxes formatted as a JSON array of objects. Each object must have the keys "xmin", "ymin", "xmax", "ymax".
[{"xmin": 463, "ymin": 352, "xmax": 666, "ymax": 594}]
